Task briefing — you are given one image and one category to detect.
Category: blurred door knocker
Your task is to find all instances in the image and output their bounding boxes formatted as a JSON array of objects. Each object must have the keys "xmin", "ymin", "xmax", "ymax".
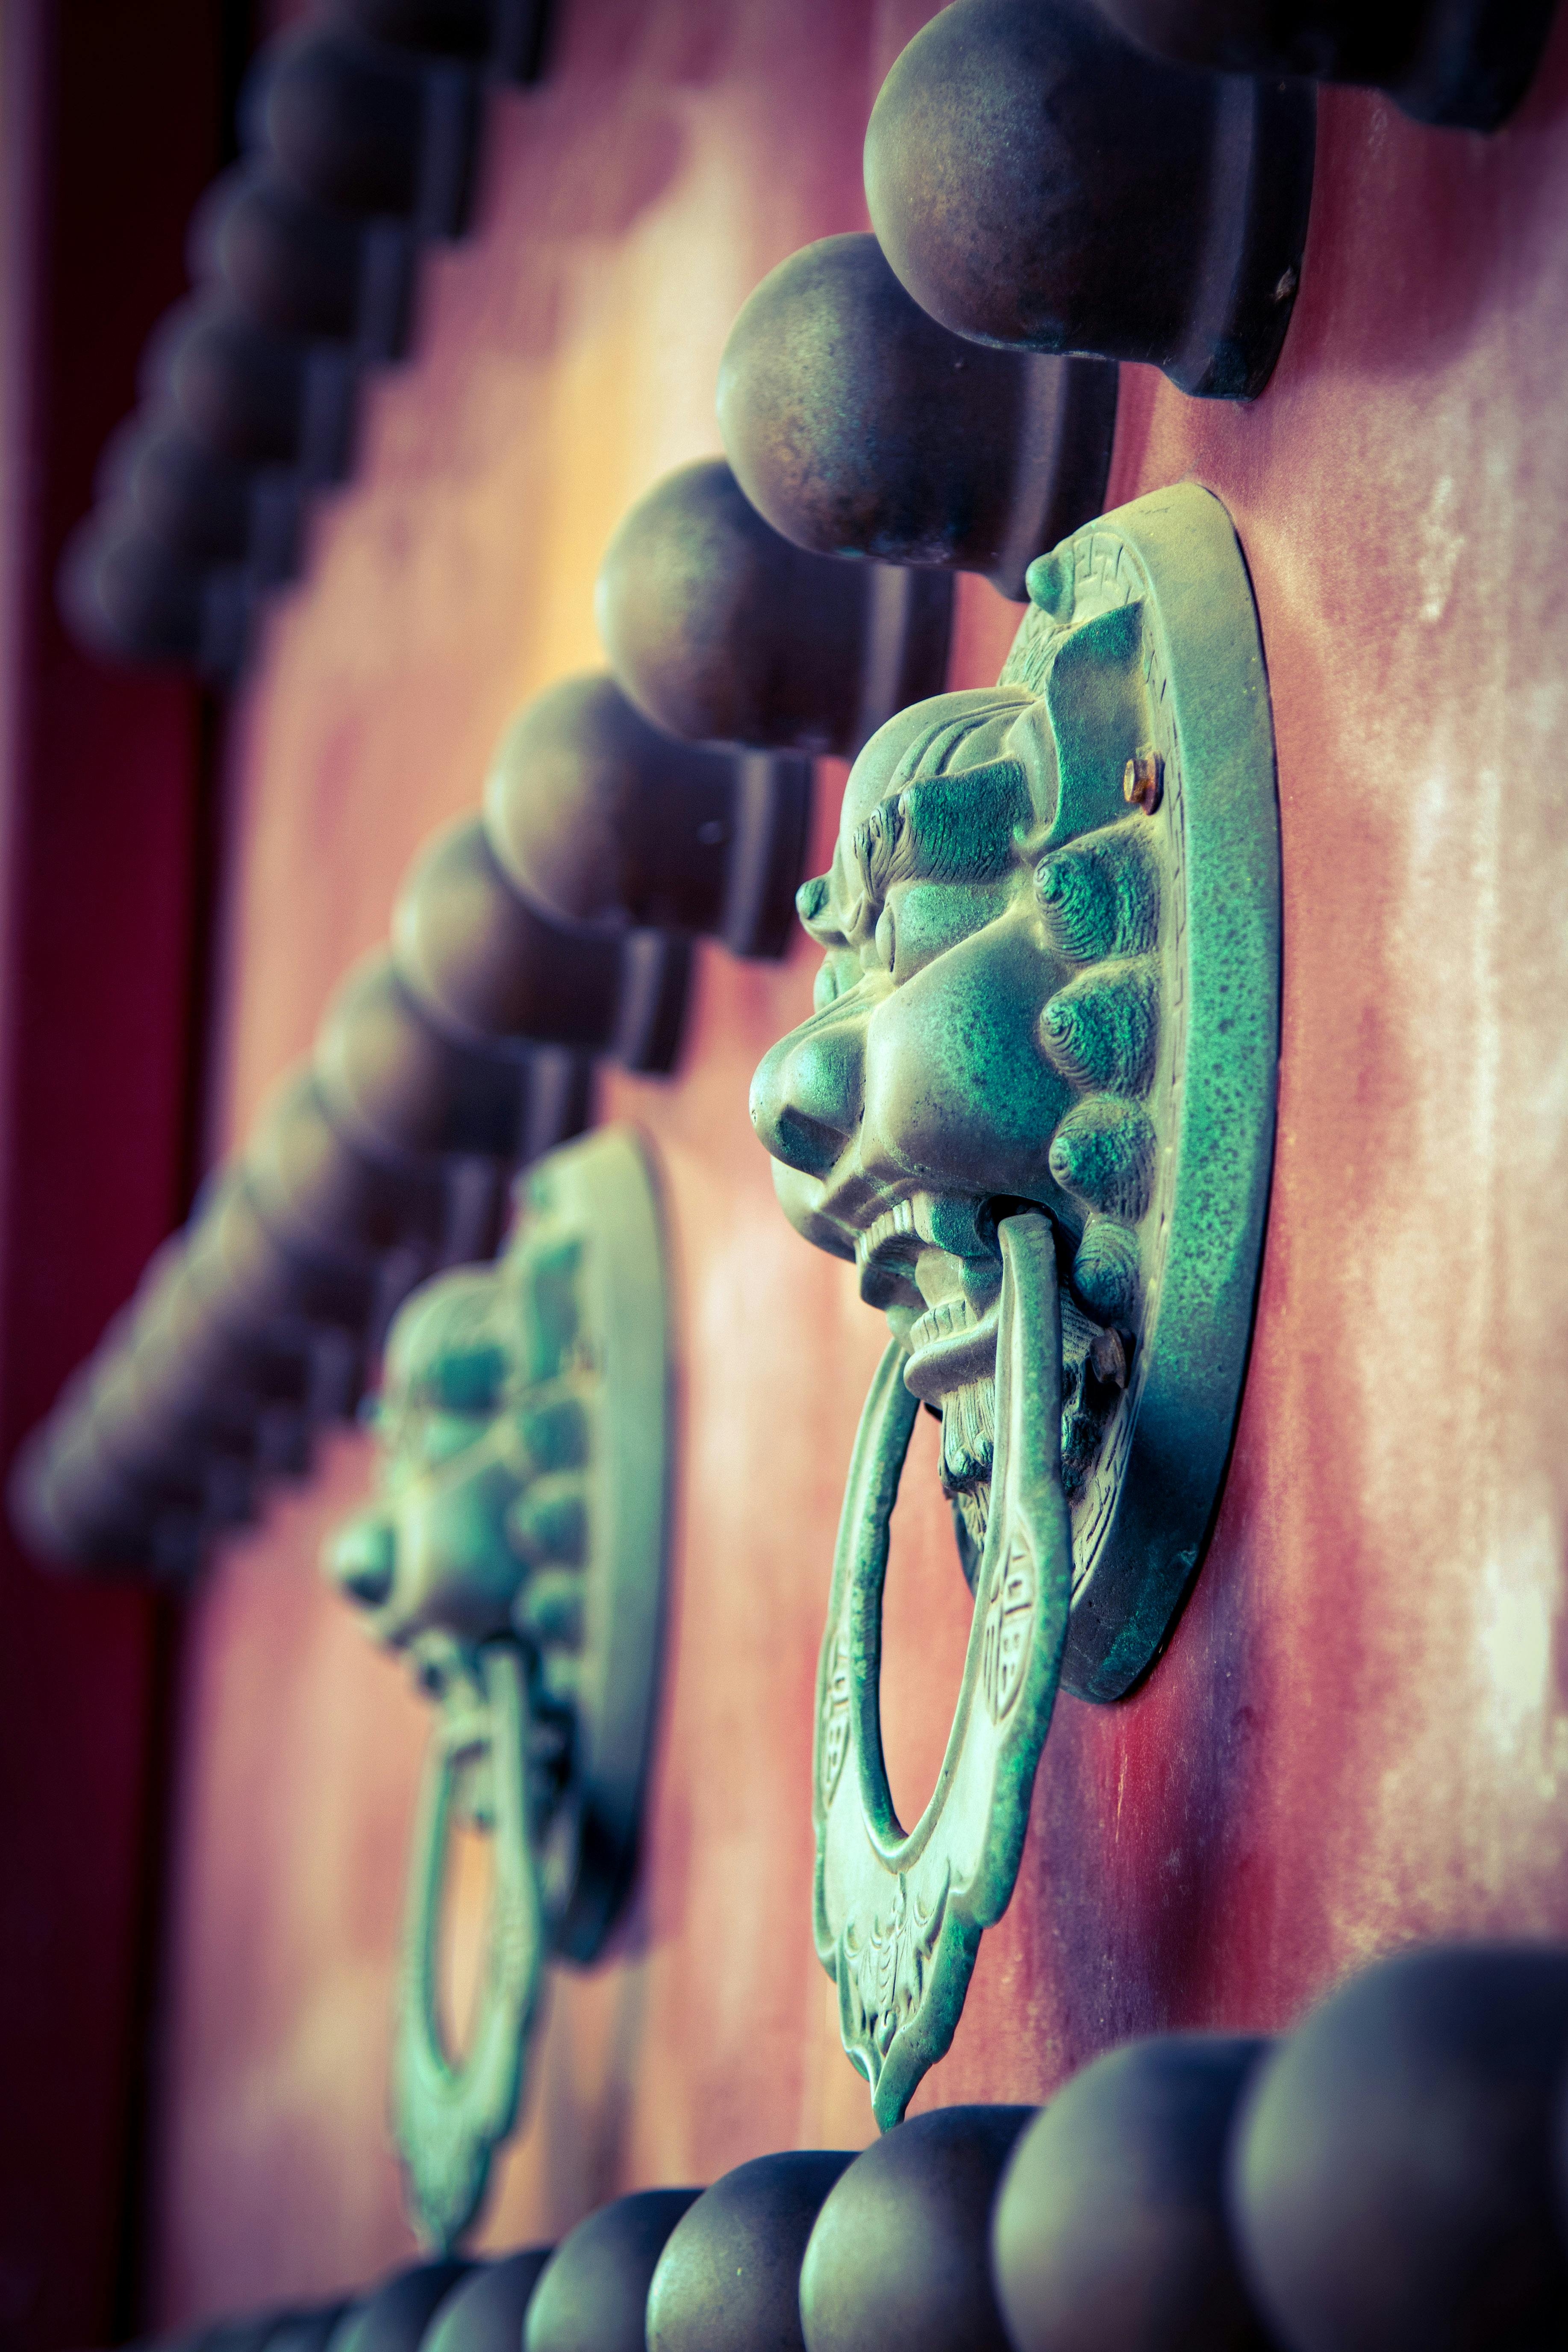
[
  {"xmin": 751, "ymin": 482, "xmax": 1281, "ymax": 2124},
  {"xmin": 327, "ymin": 1125, "xmax": 671, "ymax": 2246}
]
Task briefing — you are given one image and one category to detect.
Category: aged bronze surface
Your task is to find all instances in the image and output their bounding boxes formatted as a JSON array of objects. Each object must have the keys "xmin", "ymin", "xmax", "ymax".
[
  {"xmin": 483, "ymin": 671, "xmax": 812, "ymax": 960},
  {"xmin": 751, "ymin": 482, "xmax": 1280, "ymax": 2122},
  {"xmin": 993, "ymin": 2037, "xmax": 1274, "ymax": 2350},
  {"xmin": 717, "ymin": 232, "xmax": 1115, "ymax": 603},
  {"xmin": 326, "ymin": 1126, "xmax": 672, "ymax": 2247},
  {"xmin": 797, "ymin": 2107, "xmax": 1031, "ymax": 2352},
  {"xmin": 865, "ymin": 0, "xmax": 1315, "ymax": 401},
  {"xmin": 524, "ymin": 2191, "xmax": 702, "ymax": 2352},
  {"xmin": 596, "ymin": 458, "xmax": 953, "ymax": 756},
  {"xmin": 1085, "ymin": 0, "xmax": 1557, "ymax": 129},
  {"xmin": 645, "ymin": 2152, "xmax": 855, "ymax": 2352},
  {"xmin": 1233, "ymin": 1947, "xmax": 1568, "ymax": 2351}
]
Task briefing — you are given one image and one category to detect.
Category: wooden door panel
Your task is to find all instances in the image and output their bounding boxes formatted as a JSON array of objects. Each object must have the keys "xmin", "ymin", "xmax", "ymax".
[{"xmin": 146, "ymin": 0, "xmax": 1568, "ymax": 2321}]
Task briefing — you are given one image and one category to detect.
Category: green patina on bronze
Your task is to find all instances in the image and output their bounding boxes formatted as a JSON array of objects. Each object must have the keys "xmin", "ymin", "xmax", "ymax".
[
  {"xmin": 751, "ymin": 481, "xmax": 1281, "ymax": 2124},
  {"xmin": 326, "ymin": 1126, "xmax": 672, "ymax": 2247}
]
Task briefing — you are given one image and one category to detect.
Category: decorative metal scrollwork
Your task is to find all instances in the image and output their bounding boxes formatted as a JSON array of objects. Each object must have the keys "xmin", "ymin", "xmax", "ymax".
[
  {"xmin": 393, "ymin": 1641, "xmax": 544, "ymax": 2251},
  {"xmin": 818, "ymin": 1214, "xmax": 1071, "ymax": 2125}
]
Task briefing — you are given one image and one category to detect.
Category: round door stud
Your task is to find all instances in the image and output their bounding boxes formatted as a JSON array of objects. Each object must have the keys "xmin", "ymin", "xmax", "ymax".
[
  {"xmin": 482, "ymin": 671, "xmax": 812, "ymax": 961},
  {"xmin": 597, "ymin": 457, "xmax": 953, "ymax": 758},
  {"xmin": 993, "ymin": 2036, "xmax": 1274, "ymax": 2350},
  {"xmin": 864, "ymin": 0, "xmax": 1315, "ymax": 401},
  {"xmin": 525, "ymin": 2191, "xmax": 703, "ymax": 2352},
  {"xmin": 798, "ymin": 2108, "xmax": 1032, "ymax": 2352},
  {"xmin": 1232, "ymin": 1946, "xmax": 1568, "ymax": 2351},
  {"xmin": 645, "ymin": 2152, "xmax": 856, "ymax": 2352},
  {"xmin": 718, "ymin": 232, "xmax": 1117, "ymax": 600}
]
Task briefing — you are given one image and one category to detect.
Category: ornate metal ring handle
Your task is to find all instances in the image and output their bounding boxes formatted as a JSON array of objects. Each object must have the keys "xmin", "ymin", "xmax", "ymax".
[
  {"xmin": 815, "ymin": 1210, "xmax": 1073, "ymax": 2128},
  {"xmin": 757, "ymin": 484, "xmax": 1281, "ymax": 2120},
  {"xmin": 327, "ymin": 1124, "xmax": 671, "ymax": 2246},
  {"xmin": 393, "ymin": 1640, "xmax": 544, "ymax": 2250}
]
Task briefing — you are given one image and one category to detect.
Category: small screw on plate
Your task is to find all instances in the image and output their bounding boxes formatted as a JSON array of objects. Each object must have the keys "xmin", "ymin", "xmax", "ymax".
[{"xmin": 1123, "ymin": 748, "xmax": 1163, "ymax": 815}]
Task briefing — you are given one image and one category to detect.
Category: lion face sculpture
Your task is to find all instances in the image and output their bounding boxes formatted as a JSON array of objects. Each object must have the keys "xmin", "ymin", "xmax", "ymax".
[
  {"xmin": 327, "ymin": 1253, "xmax": 590, "ymax": 1727},
  {"xmin": 750, "ymin": 666, "xmax": 1159, "ymax": 1563},
  {"xmin": 321, "ymin": 1126, "xmax": 672, "ymax": 2239}
]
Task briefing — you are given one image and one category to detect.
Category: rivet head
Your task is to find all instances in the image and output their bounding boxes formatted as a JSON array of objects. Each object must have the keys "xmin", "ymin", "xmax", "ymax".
[
  {"xmin": 1123, "ymin": 749, "xmax": 1163, "ymax": 814},
  {"xmin": 1024, "ymin": 550, "xmax": 1075, "ymax": 620}
]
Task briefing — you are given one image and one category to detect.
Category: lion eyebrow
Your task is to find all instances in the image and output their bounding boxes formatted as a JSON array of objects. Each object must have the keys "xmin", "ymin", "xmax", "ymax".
[{"xmin": 849, "ymin": 757, "xmax": 1032, "ymax": 901}]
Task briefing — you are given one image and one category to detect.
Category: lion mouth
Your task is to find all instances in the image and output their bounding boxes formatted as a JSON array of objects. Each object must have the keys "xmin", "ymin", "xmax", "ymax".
[
  {"xmin": 853, "ymin": 1191, "xmax": 1130, "ymax": 1554},
  {"xmin": 909, "ymin": 1223, "xmax": 1133, "ymax": 1556},
  {"xmin": 853, "ymin": 1190, "xmax": 1003, "ymax": 1310},
  {"xmin": 903, "ymin": 1291, "xmax": 1001, "ymax": 1402}
]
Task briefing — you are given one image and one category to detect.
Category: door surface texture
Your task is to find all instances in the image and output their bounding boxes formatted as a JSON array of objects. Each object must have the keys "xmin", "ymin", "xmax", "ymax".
[{"xmin": 38, "ymin": 0, "xmax": 1568, "ymax": 2323}]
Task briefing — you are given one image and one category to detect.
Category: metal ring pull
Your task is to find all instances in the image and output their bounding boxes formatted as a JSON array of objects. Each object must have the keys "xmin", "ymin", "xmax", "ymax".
[
  {"xmin": 815, "ymin": 1210, "xmax": 1073, "ymax": 2126},
  {"xmin": 393, "ymin": 1640, "xmax": 545, "ymax": 2250}
]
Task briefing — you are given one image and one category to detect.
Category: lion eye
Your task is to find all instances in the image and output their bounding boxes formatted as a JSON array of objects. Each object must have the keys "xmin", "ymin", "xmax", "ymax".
[
  {"xmin": 416, "ymin": 1410, "xmax": 490, "ymax": 1469},
  {"xmin": 813, "ymin": 950, "xmax": 865, "ymax": 1012}
]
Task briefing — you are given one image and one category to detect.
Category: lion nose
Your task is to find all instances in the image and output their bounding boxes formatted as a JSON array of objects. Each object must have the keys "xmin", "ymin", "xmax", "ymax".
[
  {"xmin": 750, "ymin": 1011, "xmax": 864, "ymax": 1178},
  {"xmin": 326, "ymin": 1512, "xmax": 396, "ymax": 1609}
]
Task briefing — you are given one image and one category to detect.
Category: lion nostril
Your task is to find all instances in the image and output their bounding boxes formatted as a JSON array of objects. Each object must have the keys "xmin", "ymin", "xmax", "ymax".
[
  {"xmin": 327, "ymin": 1516, "xmax": 396, "ymax": 1609},
  {"xmin": 774, "ymin": 1106, "xmax": 852, "ymax": 1179},
  {"xmin": 750, "ymin": 1020, "xmax": 864, "ymax": 1176}
]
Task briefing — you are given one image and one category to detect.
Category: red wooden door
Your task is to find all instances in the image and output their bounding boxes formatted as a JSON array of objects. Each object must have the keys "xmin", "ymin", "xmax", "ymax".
[{"xmin": 12, "ymin": 0, "xmax": 1568, "ymax": 2331}]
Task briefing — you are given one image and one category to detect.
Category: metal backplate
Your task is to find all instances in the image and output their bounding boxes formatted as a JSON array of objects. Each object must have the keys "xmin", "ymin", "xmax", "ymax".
[
  {"xmin": 1009, "ymin": 485, "xmax": 1280, "ymax": 1700},
  {"xmin": 527, "ymin": 1121, "xmax": 673, "ymax": 1960}
]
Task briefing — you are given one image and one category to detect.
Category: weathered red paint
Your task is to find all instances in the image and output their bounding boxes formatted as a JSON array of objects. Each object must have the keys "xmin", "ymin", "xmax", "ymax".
[
  {"xmin": 0, "ymin": 7, "xmax": 226, "ymax": 2347},
  {"xmin": 141, "ymin": 0, "xmax": 1568, "ymax": 2322}
]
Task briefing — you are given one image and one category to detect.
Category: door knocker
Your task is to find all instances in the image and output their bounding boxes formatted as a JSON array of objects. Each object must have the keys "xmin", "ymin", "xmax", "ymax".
[
  {"xmin": 394, "ymin": 1639, "xmax": 543, "ymax": 2251},
  {"xmin": 327, "ymin": 1124, "xmax": 672, "ymax": 2243},
  {"xmin": 750, "ymin": 482, "xmax": 1280, "ymax": 2123}
]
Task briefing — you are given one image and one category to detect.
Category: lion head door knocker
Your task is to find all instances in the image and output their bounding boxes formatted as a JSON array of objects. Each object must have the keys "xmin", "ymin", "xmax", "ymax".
[
  {"xmin": 750, "ymin": 482, "xmax": 1280, "ymax": 2126},
  {"xmin": 325, "ymin": 1124, "xmax": 671, "ymax": 2247}
]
